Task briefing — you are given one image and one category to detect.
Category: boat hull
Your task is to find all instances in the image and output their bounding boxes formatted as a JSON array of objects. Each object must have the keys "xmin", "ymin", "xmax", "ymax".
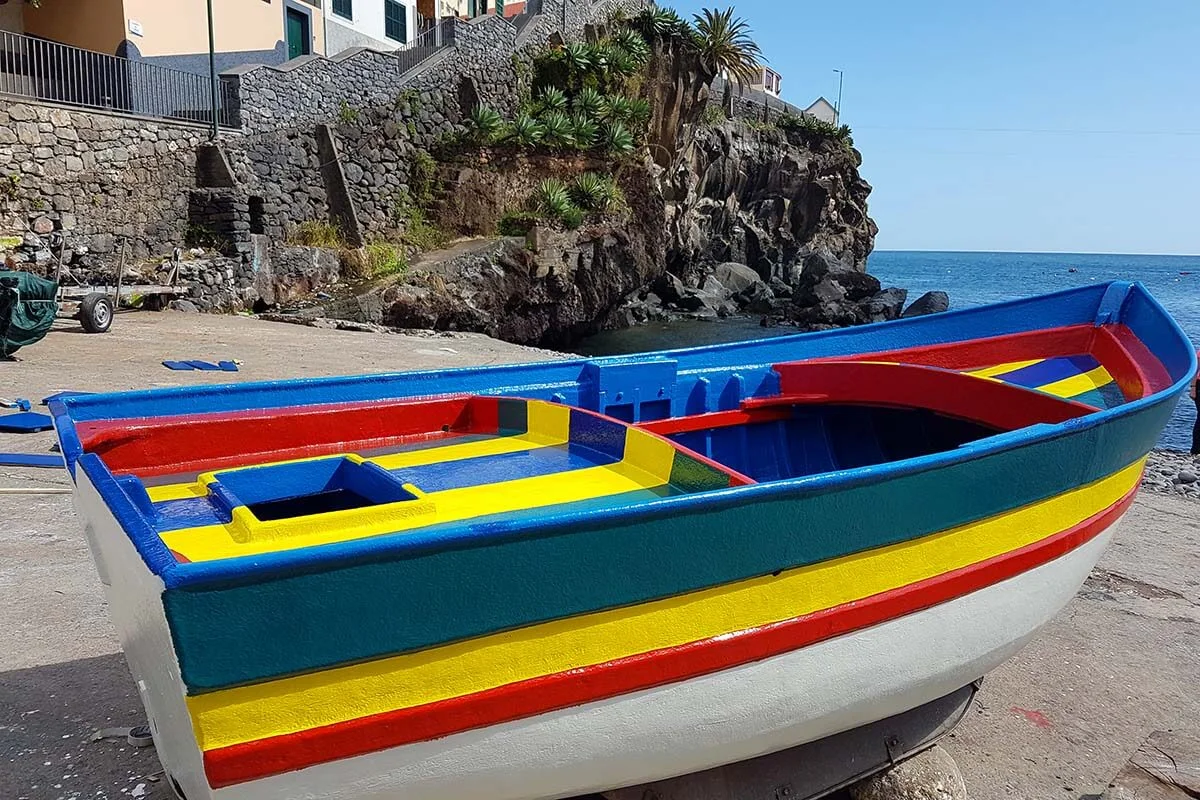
[{"xmin": 75, "ymin": 461, "xmax": 1123, "ymax": 800}]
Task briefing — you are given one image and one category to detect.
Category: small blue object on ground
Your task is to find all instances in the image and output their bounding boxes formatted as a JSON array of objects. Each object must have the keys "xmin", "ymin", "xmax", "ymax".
[
  {"xmin": 0, "ymin": 453, "xmax": 63, "ymax": 468},
  {"xmin": 186, "ymin": 361, "xmax": 222, "ymax": 371},
  {"xmin": 218, "ymin": 361, "xmax": 239, "ymax": 372},
  {"xmin": 163, "ymin": 361, "xmax": 193, "ymax": 370},
  {"xmin": 0, "ymin": 411, "xmax": 55, "ymax": 433}
]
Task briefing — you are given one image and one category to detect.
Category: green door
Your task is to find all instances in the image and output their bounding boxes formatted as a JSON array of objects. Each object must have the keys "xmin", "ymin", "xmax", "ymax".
[{"xmin": 286, "ymin": 8, "xmax": 310, "ymax": 60}]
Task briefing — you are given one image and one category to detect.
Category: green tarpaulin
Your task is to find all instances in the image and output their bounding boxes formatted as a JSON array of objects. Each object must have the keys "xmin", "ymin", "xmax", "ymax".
[{"xmin": 0, "ymin": 271, "xmax": 59, "ymax": 357}]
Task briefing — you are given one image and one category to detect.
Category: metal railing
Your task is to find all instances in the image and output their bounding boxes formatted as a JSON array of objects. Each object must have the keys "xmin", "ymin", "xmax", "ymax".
[
  {"xmin": 396, "ymin": 18, "xmax": 456, "ymax": 77},
  {"xmin": 0, "ymin": 29, "xmax": 238, "ymax": 128}
]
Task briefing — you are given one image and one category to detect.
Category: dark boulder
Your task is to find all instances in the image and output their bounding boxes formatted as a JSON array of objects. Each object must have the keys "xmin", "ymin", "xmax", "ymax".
[
  {"xmin": 902, "ymin": 290, "xmax": 950, "ymax": 318},
  {"xmin": 862, "ymin": 287, "xmax": 908, "ymax": 323},
  {"xmin": 713, "ymin": 262, "xmax": 764, "ymax": 295}
]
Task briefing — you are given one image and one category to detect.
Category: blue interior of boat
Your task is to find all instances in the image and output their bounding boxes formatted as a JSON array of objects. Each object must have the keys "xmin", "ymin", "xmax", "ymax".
[{"xmin": 669, "ymin": 406, "xmax": 1000, "ymax": 482}]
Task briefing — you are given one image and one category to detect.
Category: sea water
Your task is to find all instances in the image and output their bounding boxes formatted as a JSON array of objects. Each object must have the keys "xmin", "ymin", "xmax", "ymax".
[{"xmin": 576, "ymin": 251, "xmax": 1199, "ymax": 450}]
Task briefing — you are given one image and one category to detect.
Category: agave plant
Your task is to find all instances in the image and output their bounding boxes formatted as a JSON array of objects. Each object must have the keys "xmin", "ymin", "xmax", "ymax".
[
  {"xmin": 468, "ymin": 105, "xmax": 504, "ymax": 143},
  {"xmin": 570, "ymin": 113, "xmax": 600, "ymax": 149},
  {"xmin": 536, "ymin": 87, "xmax": 568, "ymax": 114},
  {"xmin": 693, "ymin": 7, "xmax": 763, "ymax": 87},
  {"xmin": 563, "ymin": 42, "xmax": 594, "ymax": 74},
  {"xmin": 630, "ymin": 7, "xmax": 694, "ymax": 43},
  {"xmin": 613, "ymin": 29, "xmax": 651, "ymax": 65},
  {"xmin": 607, "ymin": 47, "xmax": 639, "ymax": 78},
  {"xmin": 569, "ymin": 172, "xmax": 608, "ymax": 211},
  {"xmin": 626, "ymin": 97, "xmax": 652, "ymax": 128},
  {"xmin": 506, "ymin": 112, "xmax": 546, "ymax": 148},
  {"xmin": 573, "ymin": 86, "xmax": 607, "ymax": 118},
  {"xmin": 534, "ymin": 178, "xmax": 573, "ymax": 218},
  {"xmin": 602, "ymin": 95, "xmax": 635, "ymax": 124},
  {"xmin": 586, "ymin": 42, "xmax": 614, "ymax": 73},
  {"xmin": 540, "ymin": 111, "xmax": 574, "ymax": 147},
  {"xmin": 600, "ymin": 121, "xmax": 635, "ymax": 155}
]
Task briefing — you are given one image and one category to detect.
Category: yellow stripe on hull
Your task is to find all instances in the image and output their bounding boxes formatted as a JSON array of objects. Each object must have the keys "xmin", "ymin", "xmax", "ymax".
[{"xmin": 185, "ymin": 460, "xmax": 1143, "ymax": 752}]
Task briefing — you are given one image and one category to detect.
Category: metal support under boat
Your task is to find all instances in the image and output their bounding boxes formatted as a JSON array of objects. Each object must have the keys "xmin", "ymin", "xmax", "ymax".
[{"xmin": 598, "ymin": 683, "xmax": 979, "ymax": 800}]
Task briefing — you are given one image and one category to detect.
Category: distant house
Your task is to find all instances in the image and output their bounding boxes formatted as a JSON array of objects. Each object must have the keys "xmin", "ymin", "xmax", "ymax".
[
  {"xmin": 326, "ymin": 0, "xmax": 422, "ymax": 54},
  {"xmin": 804, "ymin": 96, "xmax": 838, "ymax": 124},
  {"xmin": 748, "ymin": 65, "xmax": 782, "ymax": 98},
  {"xmin": 1, "ymin": 0, "xmax": 327, "ymax": 73}
]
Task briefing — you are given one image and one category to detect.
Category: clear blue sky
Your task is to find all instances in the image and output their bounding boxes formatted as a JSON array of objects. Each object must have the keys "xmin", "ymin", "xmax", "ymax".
[{"xmin": 669, "ymin": 0, "xmax": 1200, "ymax": 254}]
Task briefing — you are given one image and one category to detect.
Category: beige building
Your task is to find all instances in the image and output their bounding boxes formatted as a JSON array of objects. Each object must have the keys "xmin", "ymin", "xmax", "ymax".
[
  {"xmin": 749, "ymin": 65, "xmax": 782, "ymax": 98},
  {"xmin": 3, "ymin": 0, "xmax": 326, "ymax": 73}
]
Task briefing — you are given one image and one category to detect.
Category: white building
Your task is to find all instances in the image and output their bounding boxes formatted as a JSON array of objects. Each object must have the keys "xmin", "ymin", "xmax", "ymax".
[
  {"xmin": 325, "ymin": 0, "xmax": 421, "ymax": 53},
  {"xmin": 804, "ymin": 96, "xmax": 838, "ymax": 124}
]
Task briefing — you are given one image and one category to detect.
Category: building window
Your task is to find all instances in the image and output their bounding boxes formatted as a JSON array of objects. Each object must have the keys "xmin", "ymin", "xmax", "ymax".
[
  {"xmin": 385, "ymin": 0, "xmax": 407, "ymax": 40},
  {"xmin": 333, "ymin": 0, "xmax": 353, "ymax": 18}
]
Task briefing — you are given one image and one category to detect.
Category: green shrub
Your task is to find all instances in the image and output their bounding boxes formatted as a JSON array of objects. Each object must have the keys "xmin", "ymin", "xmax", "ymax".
[
  {"xmin": 701, "ymin": 101, "xmax": 728, "ymax": 126},
  {"xmin": 468, "ymin": 105, "xmax": 505, "ymax": 143},
  {"xmin": 338, "ymin": 100, "xmax": 360, "ymax": 125},
  {"xmin": 600, "ymin": 121, "xmax": 636, "ymax": 155},
  {"xmin": 365, "ymin": 241, "xmax": 408, "ymax": 278},
  {"xmin": 290, "ymin": 220, "xmax": 344, "ymax": 248},
  {"xmin": 498, "ymin": 210, "xmax": 540, "ymax": 237},
  {"xmin": 409, "ymin": 149, "xmax": 439, "ymax": 207},
  {"xmin": 777, "ymin": 112, "xmax": 854, "ymax": 143},
  {"xmin": 560, "ymin": 205, "xmax": 585, "ymax": 230}
]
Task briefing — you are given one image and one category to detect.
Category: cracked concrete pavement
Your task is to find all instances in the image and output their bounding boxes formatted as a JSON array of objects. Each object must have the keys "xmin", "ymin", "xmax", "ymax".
[{"xmin": 1, "ymin": 311, "xmax": 1198, "ymax": 799}]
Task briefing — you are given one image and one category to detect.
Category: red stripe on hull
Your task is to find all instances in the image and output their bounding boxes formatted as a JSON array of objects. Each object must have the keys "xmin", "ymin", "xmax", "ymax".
[{"xmin": 202, "ymin": 482, "xmax": 1138, "ymax": 788}]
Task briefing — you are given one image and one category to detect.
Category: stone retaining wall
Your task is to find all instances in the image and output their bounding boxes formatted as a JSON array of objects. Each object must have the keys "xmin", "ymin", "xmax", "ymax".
[{"xmin": 0, "ymin": 101, "xmax": 203, "ymax": 262}]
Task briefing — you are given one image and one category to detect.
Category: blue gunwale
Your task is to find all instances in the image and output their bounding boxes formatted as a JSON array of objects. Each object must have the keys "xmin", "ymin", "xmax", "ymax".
[{"xmin": 59, "ymin": 281, "xmax": 1196, "ymax": 600}]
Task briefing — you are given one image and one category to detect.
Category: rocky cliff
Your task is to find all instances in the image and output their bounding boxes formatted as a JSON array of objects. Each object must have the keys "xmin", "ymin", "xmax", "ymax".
[{"xmin": 666, "ymin": 122, "xmax": 877, "ymax": 280}]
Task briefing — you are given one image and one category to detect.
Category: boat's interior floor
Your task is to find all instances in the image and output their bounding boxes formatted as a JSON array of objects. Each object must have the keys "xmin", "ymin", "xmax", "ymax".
[
  {"xmin": 129, "ymin": 398, "xmax": 745, "ymax": 564},
  {"xmin": 961, "ymin": 354, "xmax": 1126, "ymax": 409}
]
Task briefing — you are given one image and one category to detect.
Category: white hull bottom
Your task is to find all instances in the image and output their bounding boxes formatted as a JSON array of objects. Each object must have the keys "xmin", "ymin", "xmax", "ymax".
[{"xmin": 206, "ymin": 524, "xmax": 1117, "ymax": 800}]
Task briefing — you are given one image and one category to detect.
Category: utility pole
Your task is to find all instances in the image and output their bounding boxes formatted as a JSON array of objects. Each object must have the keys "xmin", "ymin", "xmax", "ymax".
[
  {"xmin": 207, "ymin": 0, "xmax": 218, "ymax": 139},
  {"xmin": 833, "ymin": 69, "xmax": 843, "ymax": 125}
]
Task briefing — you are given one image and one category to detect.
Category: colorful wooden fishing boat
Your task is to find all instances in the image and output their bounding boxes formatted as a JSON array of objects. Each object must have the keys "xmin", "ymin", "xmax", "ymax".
[{"xmin": 50, "ymin": 281, "xmax": 1195, "ymax": 800}]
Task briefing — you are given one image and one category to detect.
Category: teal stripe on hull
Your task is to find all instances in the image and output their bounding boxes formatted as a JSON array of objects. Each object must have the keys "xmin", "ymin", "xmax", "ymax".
[{"xmin": 163, "ymin": 396, "xmax": 1170, "ymax": 694}]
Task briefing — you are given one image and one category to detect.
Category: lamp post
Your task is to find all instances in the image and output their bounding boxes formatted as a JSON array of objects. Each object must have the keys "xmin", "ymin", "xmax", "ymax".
[
  {"xmin": 833, "ymin": 68, "xmax": 843, "ymax": 125},
  {"xmin": 207, "ymin": 0, "xmax": 218, "ymax": 139}
]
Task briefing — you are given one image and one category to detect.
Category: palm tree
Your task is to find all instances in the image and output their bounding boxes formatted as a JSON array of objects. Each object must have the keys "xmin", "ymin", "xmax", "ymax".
[{"xmin": 692, "ymin": 7, "xmax": 764, "ymax": 116}]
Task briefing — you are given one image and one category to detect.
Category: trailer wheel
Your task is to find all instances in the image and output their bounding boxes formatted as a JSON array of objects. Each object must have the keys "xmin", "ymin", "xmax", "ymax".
[{"xmin": 79, "ymin": 293, "xmax": 114, "ymax": 333}]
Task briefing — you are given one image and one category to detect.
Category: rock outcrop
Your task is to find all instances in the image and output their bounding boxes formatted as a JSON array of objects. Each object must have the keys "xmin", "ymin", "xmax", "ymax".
[{"xmin": 379, "ymin": 220, "xmax": 662, "ymax": 348}]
